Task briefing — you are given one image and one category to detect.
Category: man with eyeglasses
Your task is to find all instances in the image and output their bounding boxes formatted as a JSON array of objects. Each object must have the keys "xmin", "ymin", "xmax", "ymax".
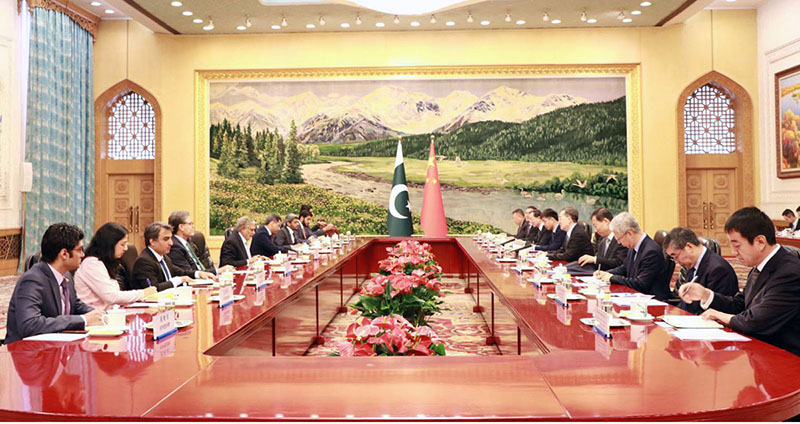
[
  {"xmin": 167, "ymin": 210, "xmax": 230, "ymax": 275},
  {"xmin": 594, "ymin": 212, "xmax": 671, "ymax": 301},
  {"xmin": 5, "ymin": 223, "xmax": 103, "ymax": 344},
  {"xmin": 663, "ymin": 226, "xmax": 738, "ymax": 314}
]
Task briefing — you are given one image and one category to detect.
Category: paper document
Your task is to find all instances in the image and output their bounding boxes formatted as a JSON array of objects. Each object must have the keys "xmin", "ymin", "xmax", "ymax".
[
  {"xmin": 612, "ymin": 298, "xmax": 667, "ymax": 307},
  {"xmin": 24, "ymin": 333, "xmax": 87, "ymax": 342},
  {"xmin": 660, "ymin": 315, "xmax": 724, "ymax": 329},
  {"xmin": 672, "ymin": 329, "xmax": 750, "ymax": 342}
]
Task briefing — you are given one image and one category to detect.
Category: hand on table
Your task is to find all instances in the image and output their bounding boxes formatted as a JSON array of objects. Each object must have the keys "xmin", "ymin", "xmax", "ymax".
[
  {"xmin": 678, "ymin": 282, "xmax": 711, "ymax": 304},
  {"xmin": 247, "ymin": 256, "xmax": 265, "ymax": 265},
  {"xmin": 196, "ymin": 271, "xmax": 216, "ymax": 281},
  {"xmin": 701, "ymin": 309, "xmax": 733, "ymax": 326},
  {"xmin": 218, "ymin": 265, "xmax": 235, "ymax": 273},
  {"xmin": 83, "ymin": 309, "xmax": 104, "ymax": 327},
  {"xmin": 594, "ymin": 270, "xmax": 613, "ymax": 283},
  {"xmin": 578, "ymin": 255, "xmax": 596, "ymax": 266},
  {"xmin": 142, "ymin": 287, "xmax": 157, "ymax": 297}
]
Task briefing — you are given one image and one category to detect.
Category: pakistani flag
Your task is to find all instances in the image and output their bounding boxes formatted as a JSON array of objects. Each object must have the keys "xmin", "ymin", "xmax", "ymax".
[{"xmin": 387, "ymin": 139, "xmax": 413, "ymax": 236}]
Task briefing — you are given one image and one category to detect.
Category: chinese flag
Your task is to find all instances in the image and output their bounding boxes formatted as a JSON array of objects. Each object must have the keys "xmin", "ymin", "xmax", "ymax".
[{"xmin": 420, "ymin": 138, "xmax": 448, "ymax": 237}]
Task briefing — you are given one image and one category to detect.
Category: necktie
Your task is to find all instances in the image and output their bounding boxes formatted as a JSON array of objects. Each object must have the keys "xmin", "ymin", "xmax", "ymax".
[
  {"xmin": 159, "ymin": 259, "xmax": 172, "ymax": 280},
  {"xmin": 289, "ymin": 228, "xmax": 295, "ymax": 244},
  {"xmin": 61, "ymin": 279, "xmax": 70, "ymax": 316},
  {"xmin": 605, "ymin": 238, "xmax": 611, "ymax": 255},
  {"xmin": 744, "ymin": 268, "xmax": 761, "ymax": 304},
  {"xmin": 685, "ymin": 267, "xmax": 696, "ymax": 283},
  {"xmin": 563, "ymin": 231, "xmax": 570, "ymax": 247},
  {"xmin": 187, "ymin": 243, "xmax": 204, "ymax": 270}
]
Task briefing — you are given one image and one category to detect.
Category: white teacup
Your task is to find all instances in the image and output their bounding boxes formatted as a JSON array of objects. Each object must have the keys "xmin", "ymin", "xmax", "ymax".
[
  {"xmin": 630, "ymin": 300, "xmax": 648, "ymax": 317},
  {"xmin": 102, "ymin": 308, "xmax": 127, "ymax": 328}
]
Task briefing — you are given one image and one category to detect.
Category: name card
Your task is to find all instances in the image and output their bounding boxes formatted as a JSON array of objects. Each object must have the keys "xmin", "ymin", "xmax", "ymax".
[
  {"xmin": 152, "ymin": 310, "xmax": 177, "ymax": 341},
  {"xmin": 218, "ymin": 285, "xmax": 234, "ymax": 308},
  {"xmin": 555, "ymin": 283, "xmax": 569, "ymax": 306},
  {"xmin": 153, "ymin": 334, "xmax": 176, "ymax": 362},
  {"xmin": 593, "ymin": 308, "xmax": 612, "ymax": 338}
]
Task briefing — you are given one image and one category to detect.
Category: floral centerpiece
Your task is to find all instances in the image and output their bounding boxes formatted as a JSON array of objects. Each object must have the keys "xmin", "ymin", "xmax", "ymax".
[
  {"xmin": 351, "ymin": 271, "xmax": 444, "ymax": 326},
  {"xmin": 331, "ymin": 315, "xmax": 445, "ymax": 356}
]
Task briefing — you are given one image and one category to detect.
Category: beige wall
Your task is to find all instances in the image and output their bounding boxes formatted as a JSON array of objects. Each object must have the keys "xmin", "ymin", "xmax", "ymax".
[
  {"xmin": 93, "ymin": 9, "xmax": 758, "ymax": 235},
  {"xmin": 0, "ymin": 0, "xmax": 24, "ymax": 230}
]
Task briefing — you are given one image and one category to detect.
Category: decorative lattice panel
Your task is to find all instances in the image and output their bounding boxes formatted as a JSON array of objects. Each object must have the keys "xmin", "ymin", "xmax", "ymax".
[
  {"xmin": 683, "ymin": 84, "xmax": 736, "ymax": 155},
  {"xmin": 108, "ymin": 92, "xmax": 155, "ymax": 160}
]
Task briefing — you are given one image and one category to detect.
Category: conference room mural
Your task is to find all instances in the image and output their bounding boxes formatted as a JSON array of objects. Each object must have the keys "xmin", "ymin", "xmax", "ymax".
[
  {"xmin": 205, "ymin": 70, "xmax": 629, "ymax": 235},
  {"xmin": 777, "ymin": 63, "xmax": 800, "ymax": 178}
]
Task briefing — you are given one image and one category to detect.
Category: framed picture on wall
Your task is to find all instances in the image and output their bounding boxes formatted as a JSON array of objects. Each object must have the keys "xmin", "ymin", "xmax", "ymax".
[{"xmin": 776, "ymin": 63, "xmax": 800, "ymax": 179}]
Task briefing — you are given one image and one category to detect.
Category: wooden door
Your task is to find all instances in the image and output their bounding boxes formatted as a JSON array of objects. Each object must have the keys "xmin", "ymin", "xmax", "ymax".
[
  {"xmin": 684, "ymin": 169, "xmax": 737, "ymax": 256},
  {"xmin": 107, "ymin": 174, "xmax": 154, "ymax": 250}
]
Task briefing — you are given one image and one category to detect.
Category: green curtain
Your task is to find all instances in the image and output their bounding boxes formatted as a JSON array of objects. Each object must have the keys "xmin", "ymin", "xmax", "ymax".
[{"xmin": 22, "ymin": 6, "xmax": 94, "ymax": 260}]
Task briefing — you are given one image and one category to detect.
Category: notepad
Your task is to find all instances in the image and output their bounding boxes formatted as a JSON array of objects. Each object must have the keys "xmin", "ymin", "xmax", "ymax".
[
  {"xmin": 660, "ymin": 315, "xmax": 724, "ymax": 329},
  {"xmin": 24, "ymin": 333, "xmax": 87, "ymax": 342},
  {"xmin": 672, "ymin": 329, "xmax": 750, "ymax": 342},
  {"xmin": 612, "ymin": 298, "xmax": 667, "ymax": 307}
]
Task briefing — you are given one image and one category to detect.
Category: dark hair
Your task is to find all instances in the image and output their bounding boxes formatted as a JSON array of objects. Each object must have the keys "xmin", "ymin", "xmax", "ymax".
[
  {"xmin": 264, "ymin": 213, "xmax": 282, "ymax": 225},
  {"xmin": 783, "ymin": 209, "xmax": 796, "ymax": 218},
  {"xmin": 797, "ymin": 205, "xmax": 800, "ymax": 213},
  {"xmin": 542, "ymin": 208, "xmax": 558, "ymax": 220},
  {"xmin": 168, "ymin": 210, "xmax": 190, "ymax": 234},
  {"xmin": 144, "ymin": 222, "xmax": 172, "ymax": 246},
  {"xmin": 663, "ymin": 226, "xmax": 701, "ymax": 250},
  {"xmin": 85, "ymin": 222, "xmax": 128, "ymax": 278},
  {"xmin": 40, "ymin": 223, "xmax": 84, "ymax": 263},
  {"xmin": 300, "ymin": 204, "xmax": 312, "ymax": 213},
  {"xmin": 525, "ymin": 205, "xmax": 538, "ymax": 212},
  {"xmin": 299, "ymin": 210, "xmax": 313, "ymax": 219},
  {"xmin": 724, "ymin": 206, "xmax": 776, "ymax": 245},
  {"xmin": 591, "ymin": 208, "xmax": 614, "ymax": 222},
  {"xmin": 530, "ymin": 208, "xmax": 542, "ymax": 218},
  {"xmin": 560, "ymin": 206, "xmax": 579, "ymax": 222},
  {"xmin": 512, "ymin": 208, "xmax": 524, "ymax": 217}
]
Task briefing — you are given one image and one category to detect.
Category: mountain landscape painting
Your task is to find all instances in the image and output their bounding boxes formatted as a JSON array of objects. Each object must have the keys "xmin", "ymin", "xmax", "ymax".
[{"xmin": 208, "ymin": 77, "xmax": 628, "ymax": 235}]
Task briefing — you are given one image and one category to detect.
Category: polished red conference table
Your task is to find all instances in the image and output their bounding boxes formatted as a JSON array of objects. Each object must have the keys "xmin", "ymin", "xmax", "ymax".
[{"xmin": 1, "ymin": 237, "xmax": 799, "ymax": 421}]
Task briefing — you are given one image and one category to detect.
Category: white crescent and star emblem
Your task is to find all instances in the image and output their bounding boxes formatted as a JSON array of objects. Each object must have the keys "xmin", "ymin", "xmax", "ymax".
[{"xmin": 389, "ymin": 184, "xmax": 409, "ymax": 220}]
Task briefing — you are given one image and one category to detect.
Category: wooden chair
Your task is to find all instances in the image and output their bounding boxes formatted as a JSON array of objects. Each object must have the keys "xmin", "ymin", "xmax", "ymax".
[
  {"xmin": 117, "ymin": 243, "xmax": 138, "ymax": 291},
  {"xmin": 653, "ymin": 230, "xmax": 668, "ymax": 249},
  {"xmin": 697, "ymin": 237, "xmax": 722, "ymax": 256},
  {"xmin": 23, "ymin": 253, "xmax": 41, "ymax": 272}
]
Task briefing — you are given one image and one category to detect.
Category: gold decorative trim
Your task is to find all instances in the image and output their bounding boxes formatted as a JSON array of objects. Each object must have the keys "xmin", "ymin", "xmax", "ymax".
[
  {"xmin": 21, "ymin": 0, "xmax": 99, "ymax": 38},
  {"xmin": 195, "ymin": 64, "xmax": 644, "ymax": 237}
]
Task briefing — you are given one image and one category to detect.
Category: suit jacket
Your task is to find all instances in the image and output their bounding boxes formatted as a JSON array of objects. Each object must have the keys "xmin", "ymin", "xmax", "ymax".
[
  {"xmin": 5, "ymin": 262, "xmax": 93, "ymax": 344},
  {"xmin": 594, "ymin": 235, "xmax": 628, "ymax": 271},
  {"xmin": 295, "ymin": 222, "xmax": 324, "ymax": 244},
  {"xmin": 524, "ymin": 224, "xmax": 540, "ymax": 246},
  {"xmin": 708, "ymin": 246, "xmax": 800, "ymax": 356},
  {"xmin": 191, "ymin": 234, "xmax": 215, "ymax": 270},
  {"xmin": 168, "ymin": 235, "xmax": 216, "ymax": 275},
  {"xmin": 132, "ymin": 247, "xmax": 193, "ymax": 292},
  {"xmin": 794, "ymin": 220, "xmax": 800, "ymax": 232},
  {"xmin": 274, "ymin": 226, "xmax": 298, "ymax": 250},
  {"xmin": 219, "ymin": 231, "xmax": 251, "ymax": 268},
  {"xmin": 608, "ymin": 234, "xmax": 670, "ymax": 301},
  {"xmin": 514, "ymin": 221, "xmax": 531, "ymax": 240},
  {"xmin": 535, "ymin": 226, "xmax": 552, "ymax": 247},
  {"xmin": 675, "ymin": 248, "xmax": 739, "ymax": 314},
  {"xmin": 548, "ymin": 225, "xmax": 594, "ymax": 262},
  {"xmin": 535, "ymin": 227, "xmax": 566, "ymax": 252},
  {"xmin": 251, "ymin": 226, "xmax": 288, "ymax": 258}
]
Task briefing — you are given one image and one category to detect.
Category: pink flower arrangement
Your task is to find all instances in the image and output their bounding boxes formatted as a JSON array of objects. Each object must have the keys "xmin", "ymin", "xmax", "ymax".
[
  {"xmin": 332, "ymin": 314, "xmax": 445, "ymax": 356},
  {"xmin": 360, "ymin": 273, "xmax": 443, "ymax": 298}
]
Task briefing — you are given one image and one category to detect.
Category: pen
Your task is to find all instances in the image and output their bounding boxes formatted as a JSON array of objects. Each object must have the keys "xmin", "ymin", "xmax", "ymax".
[{"xmin": 146, "ymin": 278, "xmax": 152, "ymax": 287}]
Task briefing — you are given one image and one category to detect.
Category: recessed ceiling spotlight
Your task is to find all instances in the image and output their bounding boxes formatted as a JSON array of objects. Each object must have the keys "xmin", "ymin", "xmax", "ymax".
[
  {"xmin": 617, "ymin": 11, "xmax": 625, "ymax": 20},
  {"xmin": 622, "ymin": 18, "xmax": 633, "ymax": 23},
  {"xmin": 193, "ymin": 18, "xmax": 203, "ymax": 23},
  {"xmin": 631, "ymin": 10, "xmax": 642, "ymax": 15},
  {"xmin": 587, "ymin": 18, "xmax": 597, "ymax": 23},
  {"xmin": 430, "ymin": 14, "xmax": 436, "ymax": 24},
  {"xmin": 393, "ymin": 15, "xmax": 400, "ymax": 24},
  {"xmin": 551, "ymin": 19, "xmax": 561, "ymax": 24},
  {"xmin": 542, "ymin": 12, "xmax": 550, "ymax": 22},
  {"xmin": 203, "ymin": 18, "xmax": 214, "ymax": 30},
  {"xmin": 182, "ymin": 10, "xmax": 192, "ymax": 16},
  {"xmin": 725, "ymin": 0, "xmax": 736, "ymax": 2},
  {"xmin": 515, "ymin": 19, "xmax": 525, "ymax": 25},
  {"xmin": 580, "ymin": 11, "xmax": 587, "ymax": 22},
  {"xmin": 341, "ymin": 22, "xmax": 350, "ymax": 28},
  {"xmin": 319, "ymin": 16, "xmax": 325, "ymax": 25},
  {"xmin": 90, "ymin": 1, "xmax": 101, "ymax": 6},
  {"xmin": 246, "ymin": 17, "xmax": 252, "ymax": 28},
  {"xmin": 306, "ymin": 23, "xmax": 316, "ymax": 29},
  {"xmin": 445, "ymin": 21, "xmax": 455, "ymax": 26},
  {"xmin": 640, "ymin": 1, "xmax": 652, "ymax": 6},
  {"xmin": 281, "ymin": 16, "xmax": 288, "ymax": 26},
  {"xmin": 237, "ymin": 25, "xmax": 246, "ymax": 30},
  {"xmin": 480, "ymin": 20, "xmax": 490, "ymax": 26},
  {"xmin": 104, "ymin": 9, "xmax": 114, "ymax": 14},
  {"xmin": 170, "ymin": 1, "xmax": 181, "ymax": 6},
  {"xmin": 504, "ymin": 12, "xmax": 511, "ymax": 22},
  {"xmin": 467, "ymin": 12, "xmax": 474, "ymax": 23},
  {"xmin": 375, "ymin": 22, "xmax": 385, "ymax": 27},
  {"xmin": 271, "ymin": 24, "xmax": 281, "ymax": 29},
  {"xmin": 356, "ymin": 14, "xmax": 362, "ymax": 25},
  {"xmin": 410, "ymin": 21, "xmax": 420, "ymax": 27}
]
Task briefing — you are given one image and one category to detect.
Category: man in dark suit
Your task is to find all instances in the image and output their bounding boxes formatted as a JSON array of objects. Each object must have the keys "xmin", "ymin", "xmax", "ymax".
[
  {"xmin": 167, "ymin": 210, "xmax": 228, "ymax": 275},
  {"xmin": 523, "ymin": 206, "xmax": 541, "ymax": 245},
  {"xmin": 300, "ymin": 204, "xmax": 336, "ymax": 235},
  {"xmin": 595, "ymin": 212, "xmax": 670, "ymax": 301},
  {"xmin": 533, "ymin": 208, "xmax": 565, "ymax": 252},
  {"xmin": 5, "ymin": 223, "xmax": 102, "ymax": 344},
  {"xmin": 219, "ymin": 216, "xmax": 264, "ymax": 268},
  {"xmin": 251, "ymin": 213, "xmax": 289, "ymax": 258},
  {"xmin": 783, "ymin": 209, "xmax": 800, "ymax": 232},
  {"xmin": 274, "ymin": 213, "xmax": 302, "ymax": 251},
  {"xmin": 664, "ymin": 227, "xmax": 739, "ymax": 314},
  {"xmin": 511, "ymin": 209, "xmax": 530, "ymax": 240},
  {"xmin": 574, "ymin": 208, "xmax": 628, "ymax": 273},
  {"xmin": 296, "ymin": 210, "xmax": 324, "ymax": 243},
  {"xmin": 548, "ymin": 206, "xmax": 594, "ymax": 262},
  {"xmin": 680, "ymin": 207, "xmax": 800, "ymax": 356},
  {"xmin": 132, "ymin": 222, "xmax": 215, "ymax": 292}
]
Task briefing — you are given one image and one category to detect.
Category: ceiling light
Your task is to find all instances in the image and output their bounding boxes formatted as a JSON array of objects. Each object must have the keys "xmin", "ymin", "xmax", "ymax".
[
  {"xmin": 104, "ymin": 9, "xmax": 114, "ymax": 14},
  {"xmin": 542, "ymin": 12, "xmax": 549, "ymax": 22},
  {"xmin": 170, "ymin": 1, "xmax": 181, "ymax": 6},
  {"xmin": 343, "ymin": 1, "xmax": 474, "ymax": 15},
  {"xmin": 341, "ymin": 22, "xmax": 350, "ymax": 28},
  {"xmin": 271, "ymin": 24, "xmax": 281, "ymax": 29},
  {"xmin": 375, "ymin": 22, "xmax": 385, "ymax": 27},
  {"xmin": 90, "ymin": 1, "xmax": 101, "ymax": 6},
  {"xmin": 237, "ymin": 25, "xmax": 246, "ymax": 30},
  {"xmin": 725, "ymin": 0, "xmax": 736, "ymax": 2},
  {"xmin": 640, "ymin": 1, "xmax": 652, "ymax": 6},
  {"xmin": 246, "ymin": 17, "xmax": 252, "ymax": 28},
  {"xmin": 393, "ymin": 15, "xmax": 400, "ymax": 24},
  {"xmin": 617, "ymin": 12, "xmax": 625, "ymax": 20},
  {"xmin": 631, "ymin": 10, "xmax": 642, "ymax": 15},
  {"xmin": 551, "ymin": 19, "xmax": 561, "ymax": 24},
  {"xmin": 306, "ymin": 23, "xmax": 316, "ymax": 29},
  {"xmin": 445, "ymin": 21, "xmax": 455, "ymax": 26},
  {"xmin": 182, "ymin": 10, "xmax": 192, "ymax": 16},
  {"xmin": 430, "ymin": 14, "xmax": 437, "ymax": 24},
  {"xmin": 587, "ymin": 18, "xmax": 597, "ymax": 23},
  {"xmin": 356, "ymin": 14, "xmax": 362, "ymax": 25},
  {"xmin": 319, "ymin": 16, "xmax": 325, "ymax": 25},
  {"xmin": 467, "ymin": 12, "xmax": 473, "ymax": 23},
  {"xmin": 410, "ymin": 21, "xmax": 420, "ymax": 27},
  {"xmin": 203, "ymin": 18, "xmax": 214, "ymax": 30},
  {"xmin": 480, "ymin": 20, "xmax": 490, "ymax": 26},
  {"xmin": 623, "ymin": 18, "xmax": 633, "ymax": 23},
  {"xmin": 515, "ymin": 19, "xmax": 525, "ymax": 25},
  {"xmin": 580, "ymin": 11, "xmax": 587, "ymax": 22},
  {"xmin": 281, "ymin": 16, "xmax": 288, "ymax": 26},
  {"xmin": 193, "ymin": 18, "xmax": 203, "ymax": 23},
  {"xmin": 504, "ymin": 12, "xmax": 511, "ymax": 22}
]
